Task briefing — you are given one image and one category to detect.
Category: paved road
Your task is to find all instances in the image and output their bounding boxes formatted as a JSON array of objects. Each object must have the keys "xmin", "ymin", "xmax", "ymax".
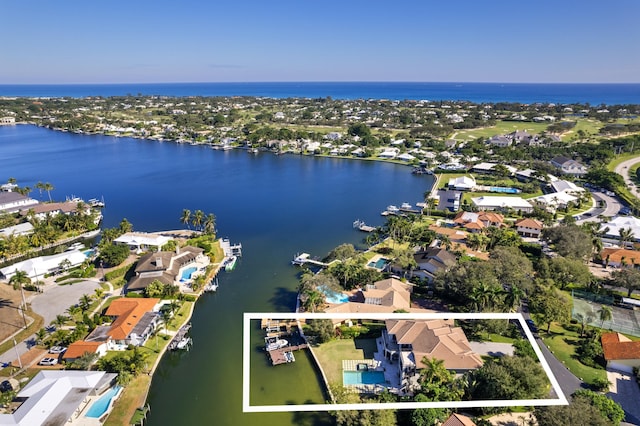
[
  {"xmin": 614, "ymin": 156, "xmax": 640, "ymax": 200},
  {"xmin": 607, "ymin": 370, "xmax": 640, "ymax": 425},
  {"xmin": 576, "ymin": 191, "xmax": 621, "ymax": 224}
]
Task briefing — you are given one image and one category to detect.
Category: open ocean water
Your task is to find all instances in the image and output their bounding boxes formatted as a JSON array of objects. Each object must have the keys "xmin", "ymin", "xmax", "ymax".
[{"xmin": 0, "ymin": 82, "xmax": 639, "ymax": 104}]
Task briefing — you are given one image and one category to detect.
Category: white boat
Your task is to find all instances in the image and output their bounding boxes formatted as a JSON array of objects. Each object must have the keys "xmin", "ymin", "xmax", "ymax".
[
  {"xmin": 204, "ymin": 281, "xmax": 218, "ymax": 292},
  {"xmin": 224, "ymin": 256, "xmax": 237, "ymax": 271},
  {"xmin": 176, "ymin": 337, "xmax": 192, "ymax": 350},
  {"xmin": 265, "ymin": 338, "xmax": 288, "ymax": 351},
  {"xmin": 401, "ymin": 202, "xmax": 413, "ymax": 210},
  {"xmin": 88, "ymin": 198, "xmax": 105, "ymax": 207},
  {"xmin": 284, "ymin": 351, "xmax": 295, "ymax": 363}
]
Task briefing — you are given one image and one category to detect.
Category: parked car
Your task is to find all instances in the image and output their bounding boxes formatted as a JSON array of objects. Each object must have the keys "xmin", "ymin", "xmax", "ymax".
[
  {"xmin": 49, "ymin": 346, "xmax": 67, "ymax": 354},
  {"xmin": 525, "ymin": 319, "xmax": 539, "ymax": 333},
  {"xmin": 38, "ymin": 357, "xmax": 58, "ymax": 366},
  {"xmin": 0, "ymin": 380, "xmax": 12, "ymax": 393}
]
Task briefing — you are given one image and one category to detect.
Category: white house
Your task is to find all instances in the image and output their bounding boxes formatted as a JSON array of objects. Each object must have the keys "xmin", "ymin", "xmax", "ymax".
[
  {"xmin": 0, "ymin": 371, "xmax": 118, "ymax": 426},
  {"xmin": 471, "ymin": 196, "xmax": 533, "ymax": 213},
  {"xmin": 599, "ymin": 216, "xmax": 640, "ymax": 245},
  {"xmin": 0, "ymin": 222, "xmax": 34, "ymax": 238},
  {"xmin": 550, "ymin": 156, "xmax": 587, "ymax": 176},
  {"xmin": 0, "ymin": 249, "xmax": 88, "ymax": 281},
  {"xmin": 532, "ymin": 191, "xmax": 578, "ymax": 209},
  {"xmin": 397, "ymin": 153, "xmax": 416, "ymax": 162},
  {"xmin": 448, "ymin": 176, "xmax": 476, "ymax": 191},
  {"xmin": 0, "ymin": 192, "xmax": 39, "ymax": 214},
  {"xmin": 515, "ymin": 218, "xmax": 544, "ymax": 238},
  {"xmin": 113, "ymin": 232, "xmax": 171, "ymax": 253}
]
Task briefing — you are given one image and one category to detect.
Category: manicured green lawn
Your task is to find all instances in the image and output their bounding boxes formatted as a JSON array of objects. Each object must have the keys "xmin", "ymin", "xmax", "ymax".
[
  {"xmin": 313, "ymin": 338, "xmax": 377, "ymax": 385},
  {"xmin": 539, "ymin": 323, "xmax": 606, "ymax": 385},
  {"xmin": 452, "ymin": 121, "xmax": 550, "ymax": 142}
]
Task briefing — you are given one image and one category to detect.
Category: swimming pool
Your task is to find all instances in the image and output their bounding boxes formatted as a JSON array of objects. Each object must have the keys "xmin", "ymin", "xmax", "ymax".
[
  {"xmin": 489, "ymin": 187, "xmax": 520, "ymax": 194},
  {"xmin": 318, "ymin": 285, "xmax": 349, "ymax": 304},
  {"xmin": 180, "ymin": 266, "xmax": 197, "ymax": 281},
  {"xmin": 85, "ymin": 385, "xmax": 121, "ymax": 418},
  {"xmin": 343, "ymin": 370, "xmax": 386, "ymax": 386},
  {"xmin": 367, "ymin": 257, "xmax": 389, "ymax": 269},
  {"xmin": 83, "ymin": 249, "xmax": 96, "ymax": 258}
]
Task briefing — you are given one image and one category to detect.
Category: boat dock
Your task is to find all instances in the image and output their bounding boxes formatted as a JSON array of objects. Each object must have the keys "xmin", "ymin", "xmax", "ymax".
[
  {"xmin": 220, "ymin": 238, "xmax": 242, "ymax": 257},
  {"xmin": 267, "ymin": 344, "xmax": 308, "ymax": 366},
  {"xmin": 291, "ymin": 253, "xmax": 329, "ymax": 267},
  {"xmin": 261, "ymin": 319, "xmax": 297, "ymax": 336},
  {"xmin": 353, "ymin": 220, "xmax": 375, "ymax": 233},
  {"xmin": 168, "ymin": 323, "xmax": 192, "ymax": 351}
]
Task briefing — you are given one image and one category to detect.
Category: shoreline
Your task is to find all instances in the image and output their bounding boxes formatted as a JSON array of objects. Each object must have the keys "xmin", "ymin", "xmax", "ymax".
[{"xmin": 105, "ymin": 239, "xmax": 225, "ymax": 425}]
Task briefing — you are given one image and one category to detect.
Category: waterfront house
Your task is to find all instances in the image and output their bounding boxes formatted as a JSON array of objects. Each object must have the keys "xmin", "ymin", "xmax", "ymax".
[
  {"xmin": 20, "ymin": 200, "xmax": 92, "ymax": 221},
  {"xmin": 471, "ymin": 196, "xmax": 533, "ymax": 213},
  {"xmin": 380, "ymin": 319, "xmax": 483, "ymax": 394},
  {"xmin": 113, "ymin": 232, "xmax": 172, "ymax": 253},
  {"xmin": 0, "ymin": 222, "xmax": 34, "ymax": 238},
  {"xmin": 125, "ymin": 245, "xmax": 209, "ymax": 293},
  {"xmin": 515, "ymin": 218, "xmax": 544, "ymax": 238},
  {"xmin": 101, "ymin": 297, "xmax": 161, "ymax": 348},
  {"xmin": 0, "ymin": 191, "xmax": 38, "ymax": 214},
  {"xmin": 550, "ymin": 156, "xmax": 587, "ymax": 177},
  {"xmin": 448, "ymin": 176, "xmax": 476, "ymax": 191},
  {"xmin": 0, "ymin": 370, "xmax": 117, "ymax": 426},
  {"xmin": 601, "ymin": 332, "xmax": 640, "ymax": 373}
]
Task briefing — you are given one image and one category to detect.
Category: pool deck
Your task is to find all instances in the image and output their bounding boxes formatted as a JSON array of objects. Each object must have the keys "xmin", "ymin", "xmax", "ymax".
[{"xmin": 68, "ymin": 386, "xmax": 123, "ymax": 426}]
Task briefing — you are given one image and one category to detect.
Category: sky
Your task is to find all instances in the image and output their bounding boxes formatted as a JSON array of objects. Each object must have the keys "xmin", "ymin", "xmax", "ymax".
[{"xmin": 2, "ymin": 0, "xmax": 639, "ymax": 84}]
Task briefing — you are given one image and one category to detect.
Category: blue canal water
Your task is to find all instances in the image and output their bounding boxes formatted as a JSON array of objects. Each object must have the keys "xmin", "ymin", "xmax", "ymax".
[
  {"xmin": 0, "ymin": 82, "xmax": 639, "ymax": 104},
  {"xmin": 0, "ymin": 125, "xmax": 433, "ymax": 426}
]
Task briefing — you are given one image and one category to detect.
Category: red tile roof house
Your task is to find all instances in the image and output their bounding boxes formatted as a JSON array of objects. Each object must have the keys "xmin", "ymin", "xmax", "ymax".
[
  {"xmin": 600, "ymin": 248, "xmax": 640, "ymax": 268},
  {"xmin": 442, "ymin": 413, "xmax": 477, "ymax": 426},
  {"xmin": 62, "ymin": 341, "xmax": 108, "ymax": 363},
  {"xmin": 515, "ymin": 218, "xmax": 544, "ymax": 238},
  {"xmin": 78, "ymin": 298, "xmax": 162, "ymax": 351},
  {"xmin": 601, "ymin": 332, "xmax": 640, "ymax": 373},
  {"xmin": 380, "ymin": 319, "xmax": 483, "ymax": 395}
]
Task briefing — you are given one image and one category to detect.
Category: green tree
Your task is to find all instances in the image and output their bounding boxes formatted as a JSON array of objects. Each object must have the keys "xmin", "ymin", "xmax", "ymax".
[
  {"xmin": 180, "ymin": 209, "xmax": 191, "ymax": 230},
  {"xmin": 547, "ymin": 257, "xmax": 592, "ymax": 289},
  {"xmin": 325, "ymin": 243, "xmax": 357, "ymax": 262},
  {"xmin": 119, "ymin": 218, "xmax": 133, "ymax": 234},
  {"xmin": 530, "ymin": 287, "xmax": 571, "ymax": 333},
  {"xmin": 99, "ymin": 243, "xmax": 130, "ymax": 267},
  {"xmin": 192, "ymin": 209, "xmax": 204, "ymax": 231},
  {"xmin": 598, "ymin": 305, "xmax": 613, "ymax": 328},
  {"xmin": 542, "ymin": 225, "xmax": 594, "ymax": 260},
  {"xmin": 43, "ymin": 182, "xmax": 54, "ymax": 202},
  {"xmin": 572, "ymin": 390, "xmax": 624, "ymax": 425},
  {"xmin": 610, "ymin": 267, "xmax": 640, "ymax": 297},
  {"xmin": 468, "ymin": 355, "xmax": 548, "ymax": 401},
  {"xmin": 204, "ymin": 213, "xmax": 216, "ymax": 235},
  {"xmin": 144, "ymin": 280, "xmax": 165, "ymax": 298},
  {"xmin": 305, "ymin": 319, "xmax": 334, "ymax": 343},
  {"xmin": 534, "ymin": 396, "xmax": 610, "ymax": 426}
]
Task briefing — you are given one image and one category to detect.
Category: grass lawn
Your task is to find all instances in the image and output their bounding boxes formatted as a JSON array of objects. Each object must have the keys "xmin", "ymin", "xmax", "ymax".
[
  {"xmin": 313, "ymin": 338, "xmax": 377, "ymax": 385},
  {"xmin": 104, "ymin": 375, "xmax": 151, "ymax": 426},
  {"xmin": 452, "ymin": 121, "xmax": 550, "ymax": 142},
  {"xmin": 167, "ymin": 301, "xmax": 193, "ymax": 332},
  {"xmin": 539, "ymin": 323, "xmax": 606, "ymax": 385}
]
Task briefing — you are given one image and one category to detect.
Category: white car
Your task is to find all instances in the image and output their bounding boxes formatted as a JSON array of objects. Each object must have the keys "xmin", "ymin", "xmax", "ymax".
[
  {"xmin": 49, "ymin": 346, "xmax": 67, "ymax": 354},
  {"xmin": 38, "ymin": 357, "xmax": 58, "ymax": 366}
]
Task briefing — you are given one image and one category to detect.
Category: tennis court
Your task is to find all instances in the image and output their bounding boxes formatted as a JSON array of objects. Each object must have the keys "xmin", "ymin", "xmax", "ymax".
[{"xmin": 572, "ymin": 290, "xmax": 640, "ymax": 337}]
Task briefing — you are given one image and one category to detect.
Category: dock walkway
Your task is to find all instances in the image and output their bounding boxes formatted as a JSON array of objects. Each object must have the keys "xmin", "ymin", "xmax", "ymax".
[
  {"xmin": 267, "ymin": 344, "xmax": 308, "ymax": 366},
  {"xmin": 291, "ymin": 253, "xmax": 330, "ymax": 267},
  {"xmin": 168, "ymin": 323, "xmax": 192, "ymax": 350}
]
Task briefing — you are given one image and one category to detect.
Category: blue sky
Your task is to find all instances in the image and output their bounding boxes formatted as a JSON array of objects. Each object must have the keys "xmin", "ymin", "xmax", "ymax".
[{"xmin": 2, "ymin": 0, "xmax": 639, "ymax": 83}]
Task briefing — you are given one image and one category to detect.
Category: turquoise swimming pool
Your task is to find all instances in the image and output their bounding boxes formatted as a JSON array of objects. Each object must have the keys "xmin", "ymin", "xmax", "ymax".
[
  {"xmin": 343, "ymin": 370, "xmax": 386, "ymax": 386},
  {"xmin": 319, "ymin": 285, "xmax": 349, "ymax": 304},
  {"xmin": 489, "ymin": 187, "xmax": 519, "ymax": 194},
  {"xmin": 367, "ymin": 257, "xmax": 389, "ymax": 269},
  {"xmin": 180, "ymin": 266, "xmax": 197, "ymax": 281},
  {"xmin": 85, "ymin": 386, "xmax": 121, "ymax": 418}
]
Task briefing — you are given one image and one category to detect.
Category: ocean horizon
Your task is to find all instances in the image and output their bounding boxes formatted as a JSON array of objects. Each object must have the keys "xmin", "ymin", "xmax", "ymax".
[{"xmin": 1, "ymin": 81, "xmax": 639, "ymax": 104}]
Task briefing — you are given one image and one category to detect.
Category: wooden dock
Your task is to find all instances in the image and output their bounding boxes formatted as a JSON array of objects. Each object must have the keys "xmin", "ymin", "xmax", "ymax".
[
  {"xmin": 353, "ymin": 220, "xmax": 375, "ymax": 233},
  {"xmin": 291, "ymin": 253, "xmax": 329, "ymax": 267},
  {"xmin": 261, "ymin": 318, "xmax": 297, "ymax": 334},
  {"xmin": 168, "ymin": 323, "xmax": 192, "ymax": 350},
  {"xmin": 267, "ymin": 344, "xmax": 308, "ymax": 366}
]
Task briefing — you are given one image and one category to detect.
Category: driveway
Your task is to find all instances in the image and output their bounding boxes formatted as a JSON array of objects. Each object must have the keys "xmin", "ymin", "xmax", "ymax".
[
  {"xmin": 607, "ymin": 370, "xmax": 640, "ymax": 425},
  {"xmin": 30, "ymin": 279, "xmax": 100, "ymax": 325},
  {"xmin": 469, "ymin": 342, "xmax": 514, "ymax": 357},
  {"xmin": 614, "ymin": 156, "xmax": 640, "ymax": 200}
]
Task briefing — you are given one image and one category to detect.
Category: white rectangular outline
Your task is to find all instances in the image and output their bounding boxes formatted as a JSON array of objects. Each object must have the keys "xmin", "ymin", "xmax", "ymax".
[{"xmin": 243, "ymin": 312, "xmax": 568, "ymax": 412}]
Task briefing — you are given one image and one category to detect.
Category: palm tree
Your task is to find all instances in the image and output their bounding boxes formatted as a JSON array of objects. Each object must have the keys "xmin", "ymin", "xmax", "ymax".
[
  {"xmin": 598, "ymin": 305, "xmax": 613, "ymax": 328},
  {"xmin": 504, "ymin": 285, "xmax": 524, "ymax": 312},
  {"xmin": 35, "ymin": 328, "xmax": 48, "ymax": 345},
  {"xmin": 35, "ymin": 181, "xmax": 44, "ymax": 198},
  {"xmin": 619, "ymin": 227, "xmax": 635, "ymax": 248},
  {"xmin": 43, "ymin": 182, "xmax": 54, "ymax": 202},
  {"xmin": 180, "ymin": 209, "xmax": 191, "ymax": 230},
  {"xmin": 192, "ymin": 210, "xmax": 204, "ymax": 231},
  {"xmin": 438, "ymin": 234, "xmax": 452, "ymax": 250},
  {"xmin": 9, "ymin": 270, "xmax": 30, "ymax": 327},
  {"xmin": 204, "ymin": 213, "xmax": 216, "ymax": 235},
  {"xmin": 79, "ymin": 294, "xmax": 93, "ymax": 312},
  {"xmin": 53, "ymin": 314, "xmax": 70, "ymax": 328}
]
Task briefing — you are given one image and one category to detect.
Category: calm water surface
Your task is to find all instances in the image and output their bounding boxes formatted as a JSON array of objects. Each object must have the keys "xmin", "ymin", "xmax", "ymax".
[{"xmin": 0, "ymin": 125, "xmax": 432, "ymax": 425}]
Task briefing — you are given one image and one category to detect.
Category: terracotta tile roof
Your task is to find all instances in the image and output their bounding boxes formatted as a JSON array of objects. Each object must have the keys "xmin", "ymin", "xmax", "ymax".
[
  {"xmin": 515, "ymin": 218, "xmax": 544, "ymax": 229},
  {"xmin": 464, "ymin": 222, "xmax": 484, "ymax": 230},
  {"xmin": 62, "ymin": 341, "xmax": 103, "ymax": 360},
  {"xmin": 479, "ymin": 212, "xmax": 504, "ymax": 224},
  {"xmin": 601, "ymin": 332, "xmax": 640, "ymax": 361},
  {"xmin": 385, "ymin": 319, "xmax": 483, "ymax": 370},
  {"xmin": 442, "ymin": 413, "xmax": 476, "ymax": 426},
  {"xmin": 601, "ymin": 248, "xmax": 640, "ymax": 265},
  {"xmin": 105, "ymin": 298, "xmax": 160, "ymax": 340}
]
